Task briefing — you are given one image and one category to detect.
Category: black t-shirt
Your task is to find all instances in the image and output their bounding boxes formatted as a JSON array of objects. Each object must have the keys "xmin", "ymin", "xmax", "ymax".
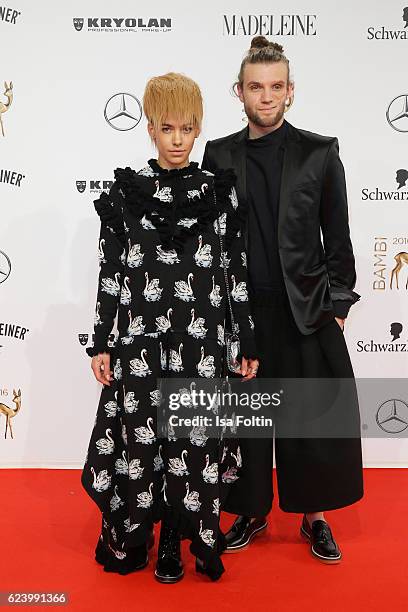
[{"xmin": 246, "ymin": 120, "xmax": 288, "ymax": 294}]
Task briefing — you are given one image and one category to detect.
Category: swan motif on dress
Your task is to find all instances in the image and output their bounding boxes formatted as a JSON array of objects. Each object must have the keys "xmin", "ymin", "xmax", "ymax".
[
  {"xmin": 174, "ymin": 273, "xmax": 195, "ymax": 302},
  {"xmin": 124, "ymin": 311, "xmax": 145, "ymax": 340},
  {"xmin": 96, "ymin": 428, "xmax": 115, "ymax": 455},
  {"xmin": 137, "ymin": 482, "xmax": 154, "ymax": 508},
  {"xmin": 230, "ymin": 275, "xmax": 248, "ymax": 302},
  {"xmin": 110, "ymin": 484, "xmax": 124, "ymax": 511},
  {"xmin": 120, "ymin": 248, "xmax": 126, "ymax": 266},
  {"xmin": 159, "ymin": 341, "xmax": 167, "ymax": 371},
  {"xmin": 156, "ymin": 308, "xmax": 173, "ymax": 333},
  {"xmin": 124, "ymin": 518, "xmax": 140, "ymax": 532},
  {"xmin": 168, "ymin": 449, "xmax": 189, "ymax": 476},
  {"xmin": 153, "ymin": 444, "xmax": 164, "ymax": 472},
  {"xmin": 209, "ymin": 275, "xmax": 222, "ymax": 307},
  {"xmin": 202, "ymin": 454, "xmax": 218, "ymax": 484},
  {"xmin": 98, "ymin": 238, "xmax": 106, "ymax": 264},
  {"xmin": 130, "ymin": 348, "xmax": 152, "ymax": 377},
  {"xmin": 187, "ymin": 182, "xmax": 208, "ymax": 200},
  {"xmin": 177, "ymin": 217, "xmax": 197, "ymax": 228},
  {"xmin": 123, "ymin": 388, "xmax": 139, "ymax": 413},
  {"xmin": 214, "ymin": 212, "xmax": 227, "ymax": 235},
  {"xmin": 241, "ymin": 251, "xmax": 247, "ymax": 267},
  {"xmin": 231, "ymin": 446, "xmax": 242, "ymax": 468},
  {"xmin": 120, "ymin": 276, "xmax": 131, "ymax": 305},
  {"xmin": 199, "ymin": 520, "xmax": 216, "ymax": 548},
  {"xmin": 167, "ymin": 419, "xmax": 177, "ymax": 442},
  {"xmin": 222, "ymin": 466, "xmax": 239, "ymax": 484},
  {"xmin": 217, "ymin": 324, "xmax": 225, "ymax": 346},
  {"xmin": 115, "ymin": 450, "xmax": 129, "ymax": 475},
  {"xmin": 161, "ymin": 474, "xmax": 169, "ymax": 504},
  {"xmin": 113, "ymin": 358, "xmax": 122, "ymax": 381},
  {"xmin": 138, "ymin": 165, "xmax": 155, "ymax": 177},
  {"xmin": 169, "ymin": 342, "xmax": 184, "ymax": 372},
  {"xmin": 134, "ymin": 416, "xmax": 156, "ymax": 444},
  {"xmin": 194, "ymin": 235, "xmax": 213, "ymax": 268},
  {"xmin": 122, "ymin": 423, "xmax": 128, "ymax": 446},
  {"xmin": 178, "ymin": 381, "xmax": 196, "ymax": 409},
  {"xmin": 143, "ymin": 272, "xmax": 163, "ymax": 302},
  {"xmin": 220, "ymin": 252, "xmax": 231, "ymax": 269},
  {"xmin": 94, "ymin": 301, "xmax": 102, "ymax": 326},
  {"xmin": 197, "ymin": 346, "xmax": 216, "ymax": 378},
  {"xmin": 229, "ymin": 186, "xmax": 239, "ymax": 210},
  {"xmin": 212, "ymin": 497, "xmax": 220, "ymax": 516},
  {"xmin": 189, "ymin": 425, "xmax": 208, "ymax": 447},
  {"xmin": 221, "ymin": 445, "xmax": 228, "ymax": 463},
  {"xmin": 187, "ymin": 308, "xmax": 207, "ymax": 339},
  {"xmin": 104, "ymin": 391, "xmax": 118, "ymax": 417},
  {"xmin": 101, "ymin": 271, "xmax": 121, "ymax": 296},
  {"xmin": 140, "ymin": 213, "xmax": 156, "ymax": 230},
  {"xmin": 150, "ymin": 389, "xmax": 162, "ymax": 407},
  {"xmin": 91, "ymin": 467, "xmax": 111, "ymax": 492},
  {"xmin": 153, "ymin": 180, "xmax": 173, "ymax": 203},
  {"xmin": 248, "ymin": 314, "xmax": 254, "ymax": 330},
  {"xmin": 127, "ymin": 239, "xmax": 144, "ymax": 267},
  {"xmin": 129, "ymin": 458, "xmax": 144, "ymax": 480},
  {"xmin": 156, "ymin": 244, "xmax": 180, "ymax": 265},
  {"xmin": 183, "ymin": 482, "xmax": 201, "ymax": 512}
]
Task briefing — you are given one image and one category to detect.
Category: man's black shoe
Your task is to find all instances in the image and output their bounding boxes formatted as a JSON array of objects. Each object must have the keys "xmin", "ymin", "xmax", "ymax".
[
  {"xmin": 225, "ymin": 515, "xmax": 268, "ymax": 552},
  {"xmin": 300, "ymin": 515, "xmax": 342, "ymax": 564},
  {"xmin": 154, "ymin": 524, "xmax": 184, "ymax": 583}
]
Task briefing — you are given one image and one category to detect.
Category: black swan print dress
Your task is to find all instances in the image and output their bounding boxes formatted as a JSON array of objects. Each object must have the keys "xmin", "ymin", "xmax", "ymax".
[{"xmin": 81, "ymin": 159, "xmax": 256, "ymax": 578}]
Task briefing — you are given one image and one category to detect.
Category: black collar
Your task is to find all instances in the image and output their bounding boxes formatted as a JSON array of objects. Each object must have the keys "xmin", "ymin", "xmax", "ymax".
[{"xmin": 148, "ymin": 158, "xmax": 200, "ymax": 177}]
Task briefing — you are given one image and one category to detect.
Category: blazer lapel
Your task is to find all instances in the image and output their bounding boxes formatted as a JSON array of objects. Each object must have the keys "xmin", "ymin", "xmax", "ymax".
[
  {"xmin": 278, "ymin": 122, "xmax": 303, "ymax": 240},
  {"xmin": 230, "ymin": 127, "xmax": 248, "ymax": 248}
]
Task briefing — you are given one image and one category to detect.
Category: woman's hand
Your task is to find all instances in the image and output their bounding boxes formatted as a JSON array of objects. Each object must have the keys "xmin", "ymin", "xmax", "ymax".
[
  {"xmin": 236, "ymin": 357, "xmax": 259, "ymax": 381},
  {"xmin": 91, "ymin": 352, "xmax": 113, "ymax": 386}
]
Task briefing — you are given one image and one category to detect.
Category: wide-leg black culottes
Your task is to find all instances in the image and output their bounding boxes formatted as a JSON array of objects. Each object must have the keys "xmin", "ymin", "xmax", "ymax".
[{"xmin": 224, "ymin": 292, "xmax": 364, "ymax": 516}]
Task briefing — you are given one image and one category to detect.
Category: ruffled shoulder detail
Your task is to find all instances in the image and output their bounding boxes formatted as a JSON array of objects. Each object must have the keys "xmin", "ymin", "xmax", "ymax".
[{"xmin": 93, "ymin": 183, "xmax": 125, "ymax": 246}]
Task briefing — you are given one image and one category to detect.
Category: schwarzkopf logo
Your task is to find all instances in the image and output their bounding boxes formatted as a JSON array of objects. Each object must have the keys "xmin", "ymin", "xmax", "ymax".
[
  {"xmin": 72, "ymin": 16, "xmax": 172, "ymax": 32},
  {"xmin": 356, "ymin": 322, "xmax": 408, "ymax": 353},
  {"xmin": 76, "ymin": 179, "xmax": 114, "ymax": 194},
  {"xmin": 386, "ymin": 95, "xmax": 408, "ymax": 132},
  {"xmin": 376, "ymin": 399, "xmax": 408, "ymax": 434},
  {"xmin": 223, "ymin": 14, "xmax": 317, "ymax": 36},
  {"xmin": 362, "ymin": 169, "xmax": 408, "ymax": 201},
  {"xmin": 367, "ymin": 6, "xmax": 408, "ymax": 39}
]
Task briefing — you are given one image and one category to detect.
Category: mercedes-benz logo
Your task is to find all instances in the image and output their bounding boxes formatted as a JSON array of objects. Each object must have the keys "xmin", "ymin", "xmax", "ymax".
[
  {"xmin": 386, "ymin": 95, "xmax": 408, "ymax": 132},
  {"xmin": 0, "ymin": 250, "xmax": 11, "ymax": 284},
  {"xmin": 104, "ymin": 93, "xmax": 142, "ymax": 131},
  {"xmin": 376, "ymin": 398, "xmax": 408, "ymax": 433}
]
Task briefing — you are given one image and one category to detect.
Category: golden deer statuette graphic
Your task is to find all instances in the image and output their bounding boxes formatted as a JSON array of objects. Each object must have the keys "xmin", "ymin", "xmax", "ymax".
[
  {"xmin": 390, "ymin": 252, "xmax": 408, "ymax": 290},
  {"xmin": 0, "ymin": 389, "xmax": 21, "ymax": 439},
  {"xmin": 0, "ymin": 81, "xmax": 13, "ymax": 137}
]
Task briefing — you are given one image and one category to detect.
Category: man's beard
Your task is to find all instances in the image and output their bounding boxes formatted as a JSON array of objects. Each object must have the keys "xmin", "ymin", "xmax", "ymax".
[{"xmin": 244, "ymin": 101, "xmax": 286, "ymax": 128}]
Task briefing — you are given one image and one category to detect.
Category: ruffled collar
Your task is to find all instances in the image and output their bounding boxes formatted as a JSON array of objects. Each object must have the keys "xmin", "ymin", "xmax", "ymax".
[{"xmin": 148, "ymin": 158, "xmax": 200, "ymax": 177}]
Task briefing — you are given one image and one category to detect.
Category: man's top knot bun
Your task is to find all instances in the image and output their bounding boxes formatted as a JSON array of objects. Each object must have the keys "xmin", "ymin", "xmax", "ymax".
[{"xmin": 250, "ymin": 36, "xmax": 284, "ymax": 54}]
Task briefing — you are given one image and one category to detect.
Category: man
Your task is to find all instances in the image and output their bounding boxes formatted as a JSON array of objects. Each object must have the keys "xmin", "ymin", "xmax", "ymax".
[{"xmin": 202, "ymin": 36, "xmax": 364, "ymax": 564}]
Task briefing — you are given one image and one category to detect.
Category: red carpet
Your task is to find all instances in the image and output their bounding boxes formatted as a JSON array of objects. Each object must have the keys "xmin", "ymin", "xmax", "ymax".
[{"xmin": 1, "ymin": 468, "xmax": 407, "ymax": 611}]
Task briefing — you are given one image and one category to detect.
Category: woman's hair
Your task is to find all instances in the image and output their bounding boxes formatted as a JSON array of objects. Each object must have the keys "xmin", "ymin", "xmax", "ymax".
[
  {"xmin": 143, "ymin": 72, "xmax": 203, "ymax": 131},
  {"xmin": 234, "ymin": 36, "xmax": 292, "ymax": 90}
]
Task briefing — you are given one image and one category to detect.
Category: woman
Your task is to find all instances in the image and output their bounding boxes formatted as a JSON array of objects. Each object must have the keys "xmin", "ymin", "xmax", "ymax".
[{"xmin": 81, "ymin": 73, "xmax": 259, "ymax": 582}]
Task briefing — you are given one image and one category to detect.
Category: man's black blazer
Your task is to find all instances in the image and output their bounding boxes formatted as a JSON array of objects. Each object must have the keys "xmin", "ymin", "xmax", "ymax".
[{"xmin": 202, "ymin": 120, "xmax": 360, "ymax": 335}]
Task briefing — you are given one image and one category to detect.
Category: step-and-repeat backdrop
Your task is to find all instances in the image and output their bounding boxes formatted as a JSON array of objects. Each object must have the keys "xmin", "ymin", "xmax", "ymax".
[{"xmin": 1, "ymin": 1, "xmax": 408, "ymax": 467}]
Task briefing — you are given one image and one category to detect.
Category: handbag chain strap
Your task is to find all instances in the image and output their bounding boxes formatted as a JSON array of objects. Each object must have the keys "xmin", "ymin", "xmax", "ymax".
[{"xmin": 213, "ymin": 189, "xmax": 239, "ymax": 336}]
